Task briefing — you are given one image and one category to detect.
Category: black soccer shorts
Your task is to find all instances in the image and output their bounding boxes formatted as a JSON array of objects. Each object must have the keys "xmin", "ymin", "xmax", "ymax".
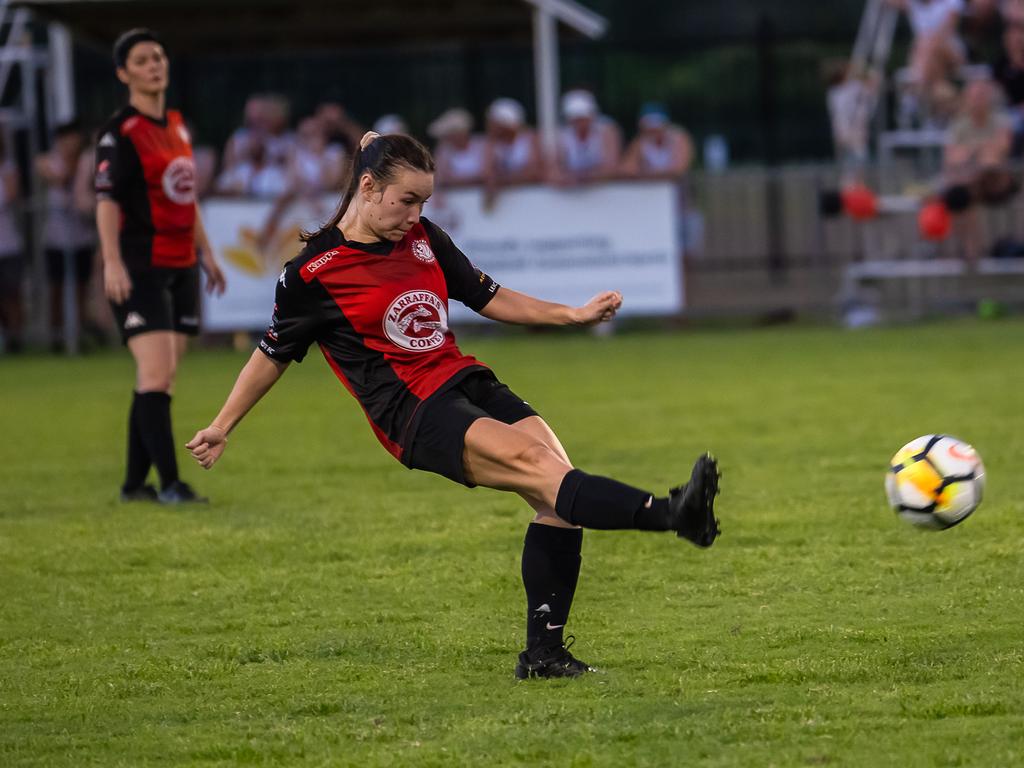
[
  {"xmin": 109, "ymin": 265, "xmax": 201, "ymax": 343},
  {"xmin": 406, "ymin": 369, "xmax": 539, "ymax": 487}
]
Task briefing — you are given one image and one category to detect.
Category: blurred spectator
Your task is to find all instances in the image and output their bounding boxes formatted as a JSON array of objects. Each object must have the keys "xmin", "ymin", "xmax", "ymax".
[
  {"xmin": 483, "ymin": 98, "xmax": 542, "ymax": 189},
  {"xmin": 72, "ymin": 135, "xmax": 116, "ymax": 343},
  {"xmin": 214, "ymin": 140, "xmax": 289, "ymax": 198},
  {"xmin": 619, "ymin": 103, "xmax": 695, "ymax": 180},
  {"xmin": 824, "ymin": 61, "xmax": 881, "ymax": 184},
  {"xmin": 373, "ymin": 114, "xmax": 409, "ymax": 135},
  {"xmin": 887, "ymin": 0, "xmax": 967, "ymax": 117},
  {"xmin": 223, "ymin": 95, "xmax": 268, "ymax": 171},
  {"xmin": 429, "ymin": 108, "xmax": 486, "ymax": 187},
  {"xmin": 1004, "ymin": 0, "xmax": 1024, "ymax": 24},
  {"xmin": 36, "ymin": 121, "xmax": 99, "ymax": 351},
  {"xmin": 994, "ymin": 21, "xmax": 1024, "ymax": 151},
  {"xmin": 0, "ymin": 132, "xmax": 23, "ymax": 353},
  {"xmin": 220, "ymin": 93, "xmax": 294, "ymax": 195},
  {"xmin": 260, "ymin": 94, "xmax": 296, "ymax": 167},
  {"xmin": 944, "ymin": 78, "xmax": 1015, "ymax": 260},
  {"xmin": 289, "ymin": 116, "xmax": 346, "ymax": 193},
  {"xmin": 72, "ymin": 135, "xmax": 97, "ymax": 216},
  {"xmin": 962, "ymin": 0, "xmax": 1003, "ymax": 62},
  {"xmin": 257, "ymin": 115, "xmax": 346, "ymax": 248},
  {"xmin": 553, "ymin": 89, "xmax": 622, "ymax": 184},
  {"xmin": 190, "ymin": 129, "xmax": 218, "ymax": 199},
  {"xmin": 315, "ymin": 101, "xmax": 364, "ymax": 156}
]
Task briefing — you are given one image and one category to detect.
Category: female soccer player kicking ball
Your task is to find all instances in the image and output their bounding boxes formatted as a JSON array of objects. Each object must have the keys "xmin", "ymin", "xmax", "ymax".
[{"xmin": 187, "ymin": 132, "xmax": 720, "ymax": 679}]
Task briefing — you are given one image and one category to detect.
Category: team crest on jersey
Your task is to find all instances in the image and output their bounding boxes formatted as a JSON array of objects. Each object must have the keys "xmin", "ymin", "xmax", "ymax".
[
  {"xmin": 411, "ymin": 239, "xmax": 435, "ymax": 263},
  {"xmin": 161, "ymin": 156, "xmax": 196, "ymax": 205},
  {"xmin": 383, "ymin": 290, "xmax": 448, "ymax": 352}
]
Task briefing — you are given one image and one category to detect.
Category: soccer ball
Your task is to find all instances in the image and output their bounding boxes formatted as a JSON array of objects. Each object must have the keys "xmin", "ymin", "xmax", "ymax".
[{"xmin": 885, "ymin": 435, "xmax": 986, "ymax": 530}]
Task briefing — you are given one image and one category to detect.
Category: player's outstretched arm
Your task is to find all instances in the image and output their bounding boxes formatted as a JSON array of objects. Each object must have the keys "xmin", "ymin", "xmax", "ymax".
[
  {"xmin": 479, "ymin": 286, "xmax": 623, "ymax": 327},
  {"xmin": 186, "ymin": 350, "xmax": 289, "ymax": 469}
]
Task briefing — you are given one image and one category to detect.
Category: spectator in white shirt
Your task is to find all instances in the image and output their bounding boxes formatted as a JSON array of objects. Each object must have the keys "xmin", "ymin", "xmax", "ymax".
[
  {"xmin": 214, "ymin": 140, "xmax": 289, "ymax": 198},
  {"xmin": 553, "ymin": 89, "xmax": 622, "ymax": 185},
  {"xmin": 483, "ymin": 98, "xmax": 543, "ymax": 187},
  {"xmin": 429, "ymin": 108, "xmax": 487, "ymax": 187}
]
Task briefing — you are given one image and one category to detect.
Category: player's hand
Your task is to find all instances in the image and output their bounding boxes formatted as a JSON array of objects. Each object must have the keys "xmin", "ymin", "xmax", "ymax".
[
  {"xmin": 186, "ymin": 425, "xmax": 228, "ymax": 470},
  {"xmin": 103, "ymin": 258, "xmax": 133, "ymax": 304},
  {"xmin": 201, "ymin": 255, "xmax": 227, "ymax": 297},
  {"xmin": 573, "ymin": 291, "xmax": 623, "ymax": 325}
]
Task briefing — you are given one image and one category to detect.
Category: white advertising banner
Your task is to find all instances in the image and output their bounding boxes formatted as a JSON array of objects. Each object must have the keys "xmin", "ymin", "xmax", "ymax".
[
  {"xmin": 425, "ymin": 182, "xmax": 682, "ymax": 321},
  {"xmin": 202, "ymin": 182, "xmax": 682, "ymax": 331},
  {"xmin": 201, "ymin": 197, "xmax": 332, "ymax": 331}
]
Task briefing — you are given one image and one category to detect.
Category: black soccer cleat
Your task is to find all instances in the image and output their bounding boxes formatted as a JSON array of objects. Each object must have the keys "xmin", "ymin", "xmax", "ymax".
[
  {"xmin": 158, "ymin": 481, "xmax": 208, "ymax": 505},
  {"xmin": 515, "ymin": 636, "xmax": 596, "ymax": 680},
  {"xmin": 669, "ymin": 453, "xmax": 721, "ymax": 548},
  {"xmin": 120, "ymin": 484, "xmax": 159, "ymax": 503}
]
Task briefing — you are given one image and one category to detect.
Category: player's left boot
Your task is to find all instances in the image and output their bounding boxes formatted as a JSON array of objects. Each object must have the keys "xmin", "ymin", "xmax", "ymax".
[
  {"xmin": 669, "ymin": 453, "xmax": 721, "ymax": 547},
  {"xmin": 515, "ymin": 636, "xmax": 596, "ymax": 680},
  {"xmin": 120, "ymin": 483, "xmax": 159, "ymax": 503}
]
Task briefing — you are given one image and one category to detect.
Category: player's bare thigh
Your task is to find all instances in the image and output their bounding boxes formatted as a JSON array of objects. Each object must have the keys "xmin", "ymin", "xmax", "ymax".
[
  {"xmin": 128, "ymin": 330, "xmax": 179, "ymax": 392},
  {"xmin": 463, "ymin": 415, "xmax": 577, "ymax": 527}
]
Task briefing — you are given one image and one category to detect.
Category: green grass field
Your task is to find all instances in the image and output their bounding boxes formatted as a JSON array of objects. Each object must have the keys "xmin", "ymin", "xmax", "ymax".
[{"xmin": 2, "ymin": 319, "xmax": 1023, "ymax": 767}]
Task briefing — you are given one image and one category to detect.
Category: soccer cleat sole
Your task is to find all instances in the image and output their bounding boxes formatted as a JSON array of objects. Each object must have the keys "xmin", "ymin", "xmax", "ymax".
[{"xmin": 674, "ymin": 453, "xmax": 722, "ymax": 548}]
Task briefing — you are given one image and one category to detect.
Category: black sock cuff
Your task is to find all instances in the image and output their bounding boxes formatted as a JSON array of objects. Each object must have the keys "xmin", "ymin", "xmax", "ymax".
[
  {"xmin": 136, "ymin": 390, "xmax": 171, "ymax": 403},
  {"xmin": 524, "ymin": 522, "xmax": 583, "ymax": 554},
  {"xmin": 555, "ymin": 469, "xmax": 586, "ymax": 524}
]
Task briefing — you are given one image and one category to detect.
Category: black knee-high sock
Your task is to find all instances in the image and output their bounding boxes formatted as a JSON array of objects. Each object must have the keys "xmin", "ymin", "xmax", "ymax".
[
  {"xmin": 555, "ymin": 468, "xmax": 672, "ymax": 530},
  {"xmin": 123, "ymin": 392, "xmax": 152, "ymax": 491},
  {"xmin": 134, "ymin": 391, "xmax": 179, "ymax": 491},
  {"xmin": 521, "ymin": 523, "xmax": 583, "ymax": 652}
]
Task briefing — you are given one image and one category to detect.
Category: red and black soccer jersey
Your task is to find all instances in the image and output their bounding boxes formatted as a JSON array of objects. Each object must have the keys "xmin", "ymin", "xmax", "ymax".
[
  {"xmin": 259, "ymin": 217, "xmax": 500, "ymax": 462},
  {"xmin": 95, "ymin": 106, "xmax": 197, "ymax": 270}
]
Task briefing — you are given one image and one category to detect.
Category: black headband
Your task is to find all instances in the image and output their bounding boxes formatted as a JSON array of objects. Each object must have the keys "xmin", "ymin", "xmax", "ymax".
[
  {"xmin": 357, "ymin": 136, "xmax": 386, "ymax": 174},
  {"xmin": 113, "ymin": 28, "xmax": 161, "ymax": 68}
]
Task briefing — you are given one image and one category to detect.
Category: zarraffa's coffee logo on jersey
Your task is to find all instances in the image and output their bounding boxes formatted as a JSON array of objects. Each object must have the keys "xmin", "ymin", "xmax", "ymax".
[
  {"xmin": 383, "ymin": 291, "xmax": 448, "ymax": 352},
  {"xmin": 162, "ymin": 156, "xmax": 196, "ymax": 205}
]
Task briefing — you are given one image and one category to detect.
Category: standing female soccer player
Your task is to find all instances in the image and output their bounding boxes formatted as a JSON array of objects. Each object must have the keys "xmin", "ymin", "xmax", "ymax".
[
  {"xmin": 187, "ymin": 132, "xmax": 720, "ymax": 678},
  {"xmin": 97, "ymin": 29, "xmax": 226, "ymax": 503}
]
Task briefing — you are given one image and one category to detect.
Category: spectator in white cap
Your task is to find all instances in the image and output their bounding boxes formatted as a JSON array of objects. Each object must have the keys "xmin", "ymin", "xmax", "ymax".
[
  {"xmin": 483, "ymin": 98, "xmax": 543, "ymax": 201},
  {"xmin": 553, "ymin": 89, "xmax": 622, "ymax": 185},
  {"xmin": 620, "ymin": 102, "xmax": 695, "ymax": 180},
  {"xmin": 429, "ymin": 107, "xmax": 486, "ymax": 187},
  {"xmin": 372, "ymin": 113, "xmax": 409, "ymax": 136}
]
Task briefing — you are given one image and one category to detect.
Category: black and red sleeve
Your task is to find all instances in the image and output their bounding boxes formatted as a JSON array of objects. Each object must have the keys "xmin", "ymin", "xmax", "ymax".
[
  {"xmin": 420, "ymin": 217, "xmax": 499, "ymax": 312},
  {"xmin": 94, "ymin": 116, "xmax": 142, "ymax": 204},
  {"xmin": 258, "ymin": 261, "xmax": 326, "ymax": 364}
]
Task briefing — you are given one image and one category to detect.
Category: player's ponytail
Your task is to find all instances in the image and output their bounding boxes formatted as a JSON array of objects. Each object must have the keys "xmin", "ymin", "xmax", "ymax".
[{"xmin": 301, "ymin": 131, "xmax": 435, "ymax": 243}]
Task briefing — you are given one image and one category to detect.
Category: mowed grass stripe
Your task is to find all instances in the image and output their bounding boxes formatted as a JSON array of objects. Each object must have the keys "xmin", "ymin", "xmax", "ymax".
[{"xmin": 1, "ymin": 318, "xmax": 1022, "ymax": 766}]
